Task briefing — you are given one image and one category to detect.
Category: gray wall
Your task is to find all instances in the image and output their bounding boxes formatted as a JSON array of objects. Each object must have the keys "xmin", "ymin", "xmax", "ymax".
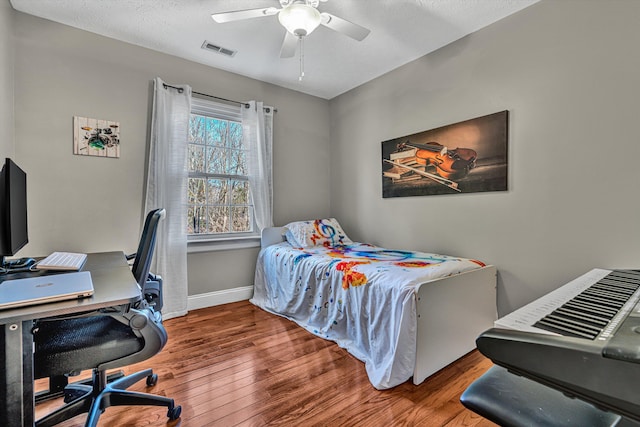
[
  {"xmin": 0, "ymin": 0, "xmax": 14, "ymax": 159},
  {"xmin": 11, "ymin": 11, "xmax": 331, "ymax": 296},
  {"xmin": 329, "ymin": 0, "xmax": 640, "ymax": 316}
]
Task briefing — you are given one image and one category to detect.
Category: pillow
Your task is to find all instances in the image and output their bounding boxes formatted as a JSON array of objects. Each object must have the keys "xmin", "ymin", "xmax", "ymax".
[{"xmin": 284, "ymin": 218, "xmax": 352, "ymax": 248}]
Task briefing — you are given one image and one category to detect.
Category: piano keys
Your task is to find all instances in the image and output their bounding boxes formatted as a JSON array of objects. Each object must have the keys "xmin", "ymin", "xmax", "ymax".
[{"xmin": 496, "ymin": 269, "xmax": 640, "ymax": 340}]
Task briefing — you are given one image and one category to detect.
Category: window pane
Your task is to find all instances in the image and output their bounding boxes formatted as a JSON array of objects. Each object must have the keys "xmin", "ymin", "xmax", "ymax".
[
  {"xmin": 189, "ymin": 115, "xmax": 206, "ymax": 145},
  {"xmin": 228, "ymin": 148, "xmax": 246, "ymax": 175},
  {"xmin": 188, "ymin": 145, "xmax": 205, "ymax": 173},
  {"xmin": 207, "ymin": 118, "xmax": 226, "ymax": 146},
  {"xmin": 207, "ymin": 206, "xmax": 229, "ymax": 233},
  {"xmin": 206, "ymin": 179, "xmax": 228, "ymax": 205},
  {"xmin": 188, "ymin": 205, "xmax": 206, "ymax": 234},
  {"xmin": 228, "ymin": 122, "xmax": 242, "ymax": 149},
  {"xmin": 206, "ymin": 146, "xmax": 227, "ymax": 174},
  {"xmin": 231, "ymin": 207, "xmax": 251, "ymax": 232},
  {"xmin": 188, "ymin": 178, "xmax": 206, "ymax": 204},
  {"xmin": 231, "ymin": 180, "xmax": 249, "ymax": 204},
  {"xmin": 187, "ymin": 206, "xmax": 195, "ymax": 234}
]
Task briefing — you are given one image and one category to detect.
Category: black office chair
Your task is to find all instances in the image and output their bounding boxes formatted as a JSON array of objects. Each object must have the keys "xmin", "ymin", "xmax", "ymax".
[{"xmin": 32, "ymin": 208, "xmax": 181, "ymax": 427}]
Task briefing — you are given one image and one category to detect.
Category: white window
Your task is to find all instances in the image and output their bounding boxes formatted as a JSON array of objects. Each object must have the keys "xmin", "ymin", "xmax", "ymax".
[{"xmin": 187, "ymin": 97, "xmax": 257, "ymax": 243}]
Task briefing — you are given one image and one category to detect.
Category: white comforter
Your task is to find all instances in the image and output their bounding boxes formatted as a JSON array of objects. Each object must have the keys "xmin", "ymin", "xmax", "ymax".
[{"xmin": 251, "ymin": 242, "xmax": 484, "ymax": 389}]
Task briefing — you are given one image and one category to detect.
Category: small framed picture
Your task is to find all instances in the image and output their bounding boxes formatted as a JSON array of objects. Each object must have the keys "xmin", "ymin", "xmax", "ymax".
[{"xmin": 73, "ymin": 116, "xmax": 120, "ymax": 158}]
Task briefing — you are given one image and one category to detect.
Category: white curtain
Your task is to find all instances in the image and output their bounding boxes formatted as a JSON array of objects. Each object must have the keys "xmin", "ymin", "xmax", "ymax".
[
  {"xmin": 145, "ymin": 77, "xmax": 191, "ymax": 320},
  {"xmin": 242, "ymin": 101, "xmax": 274, "ymax": 231}
]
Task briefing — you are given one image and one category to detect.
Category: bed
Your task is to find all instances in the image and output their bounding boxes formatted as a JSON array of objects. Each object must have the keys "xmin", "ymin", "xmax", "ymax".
[{"xmin": 251, "ymin": 219, "xmax": 497, "ymax": 390}]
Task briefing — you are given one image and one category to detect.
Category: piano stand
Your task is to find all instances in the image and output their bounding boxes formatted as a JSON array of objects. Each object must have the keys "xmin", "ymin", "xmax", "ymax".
[{"xmin": 461, "ymin": 366, "xmax": 639, "ymax": 427}]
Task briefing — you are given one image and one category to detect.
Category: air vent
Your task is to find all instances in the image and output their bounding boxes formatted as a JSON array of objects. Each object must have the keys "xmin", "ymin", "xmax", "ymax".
[{"xmin": 201, "ymin": 40, "xmax": 237, "ymax": 57}]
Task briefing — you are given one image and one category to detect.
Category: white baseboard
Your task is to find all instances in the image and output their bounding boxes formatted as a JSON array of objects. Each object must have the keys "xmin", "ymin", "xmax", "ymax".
[{"xmin": 187, "ymin": 285, "xmax": 254, "ymax": 311}]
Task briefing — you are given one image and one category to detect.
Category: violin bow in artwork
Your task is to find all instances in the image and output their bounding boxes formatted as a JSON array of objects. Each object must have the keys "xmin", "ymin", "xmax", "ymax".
[{"xmin": 383, "ymin": 159, "xmax": 461, "ymax": 192}]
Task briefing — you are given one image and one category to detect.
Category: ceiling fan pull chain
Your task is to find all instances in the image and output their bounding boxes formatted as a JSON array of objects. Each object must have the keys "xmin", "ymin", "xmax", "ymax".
[{"xmin": 299, "ymin": 36, "xmax": 305, "ymax": 81}]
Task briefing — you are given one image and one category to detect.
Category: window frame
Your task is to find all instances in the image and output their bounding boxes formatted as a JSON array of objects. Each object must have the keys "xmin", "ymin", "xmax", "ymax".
[{"xmin": 187, "ymin": 97, "xmax": 260, "ymax": 252}]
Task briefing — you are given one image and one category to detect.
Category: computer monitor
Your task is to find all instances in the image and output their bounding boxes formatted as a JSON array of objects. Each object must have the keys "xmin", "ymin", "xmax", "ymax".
[{"xmin": 0, "ymin": 158, "xmax": 30, "ymax": 270}]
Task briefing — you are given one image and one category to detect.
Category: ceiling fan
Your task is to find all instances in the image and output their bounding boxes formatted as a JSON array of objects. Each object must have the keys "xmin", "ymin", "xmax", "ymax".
[{"xmin": 211, "ymin": 0, "xmax": 370, "ymax": 60}]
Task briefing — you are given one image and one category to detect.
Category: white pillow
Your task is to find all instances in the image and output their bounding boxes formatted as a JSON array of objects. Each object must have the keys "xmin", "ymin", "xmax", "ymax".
[{"xmin": 284, "ymin": 218, "xmax": 352, "ymax": 248}]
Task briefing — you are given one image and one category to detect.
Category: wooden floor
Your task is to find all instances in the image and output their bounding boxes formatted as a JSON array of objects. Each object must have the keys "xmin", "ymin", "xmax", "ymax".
[{"xmin": 35, "ymin": 300, "xmax": 497, "ymax": 426}]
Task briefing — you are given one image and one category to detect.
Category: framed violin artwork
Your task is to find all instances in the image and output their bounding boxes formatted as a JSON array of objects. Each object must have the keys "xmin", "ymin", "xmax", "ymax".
[{"xmin": 382, "ymin": 110, "xmax": 508, "ymax": 198}]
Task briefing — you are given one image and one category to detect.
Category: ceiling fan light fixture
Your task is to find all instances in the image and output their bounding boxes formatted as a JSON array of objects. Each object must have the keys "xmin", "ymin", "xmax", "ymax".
[{"xmin": 278, "ymin": 3, "xmax": 321, "ymax": 37}]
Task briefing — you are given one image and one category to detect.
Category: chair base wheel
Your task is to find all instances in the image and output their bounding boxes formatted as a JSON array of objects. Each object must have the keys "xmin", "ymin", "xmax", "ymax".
[
  {"xmin": 146, "ymin": 373, "xmax": 158, "ymax": 386},
  {"xmin": 168, "ymin": 405, "xmax": 182, "ymax": 420}
]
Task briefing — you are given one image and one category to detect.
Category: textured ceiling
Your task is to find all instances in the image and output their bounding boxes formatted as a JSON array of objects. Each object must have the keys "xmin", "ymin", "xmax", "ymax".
[{"xmin": 9, "ymin": 0, "xmax": 539, "ymax": 99}]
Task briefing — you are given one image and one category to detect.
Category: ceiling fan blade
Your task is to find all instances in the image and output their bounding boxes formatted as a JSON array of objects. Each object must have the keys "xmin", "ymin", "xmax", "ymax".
[
  {"xmin": 280, "ymin": 31, "xmax": 298, "ymax": 58},
  {"xmin": 212, "ymin": 7, "xmax": 279, "ymax": 24},
  {"xmin": 320, "ymin": 12, "xmax": 370, "ymax": 41}
]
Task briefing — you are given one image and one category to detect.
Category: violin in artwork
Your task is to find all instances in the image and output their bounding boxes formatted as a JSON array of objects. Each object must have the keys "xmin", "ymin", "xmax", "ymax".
[{"xmin": 398, "ymin": 141, "xmax": 477, "ymax": 180}]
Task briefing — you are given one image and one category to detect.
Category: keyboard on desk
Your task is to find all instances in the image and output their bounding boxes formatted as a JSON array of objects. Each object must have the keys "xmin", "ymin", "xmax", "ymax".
[{"xmin": 35, "ymin": 252, "xmax": 87, "ymax": 271}]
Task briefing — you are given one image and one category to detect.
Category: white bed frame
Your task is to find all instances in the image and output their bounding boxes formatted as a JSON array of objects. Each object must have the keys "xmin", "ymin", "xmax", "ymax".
[{"xmin": 260, "ymin": 227, "xmax": 497, "ymax": 385}]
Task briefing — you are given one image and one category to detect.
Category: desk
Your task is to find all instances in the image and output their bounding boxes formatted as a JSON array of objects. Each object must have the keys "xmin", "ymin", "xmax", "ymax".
[{"xmin": 0, "ymin": 252, "xmax": 141, "ymax": 427}]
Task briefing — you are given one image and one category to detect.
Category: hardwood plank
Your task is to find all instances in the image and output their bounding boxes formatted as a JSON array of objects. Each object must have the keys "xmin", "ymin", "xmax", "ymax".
[{"xmin": 34, "ymin": 300, "xmax": 496, "ymax": 426}]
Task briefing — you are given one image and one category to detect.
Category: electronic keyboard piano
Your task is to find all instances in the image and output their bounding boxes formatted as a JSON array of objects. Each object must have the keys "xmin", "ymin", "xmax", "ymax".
[{"xmin": 473, "ymin": 268, "xmax": 640, "ymax": 423}]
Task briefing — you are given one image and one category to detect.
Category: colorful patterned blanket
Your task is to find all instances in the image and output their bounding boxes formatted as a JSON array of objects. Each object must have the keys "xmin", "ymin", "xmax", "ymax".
[{"xmin": 251, "ymin": 241, "xmax": 484, "ymax": 389}]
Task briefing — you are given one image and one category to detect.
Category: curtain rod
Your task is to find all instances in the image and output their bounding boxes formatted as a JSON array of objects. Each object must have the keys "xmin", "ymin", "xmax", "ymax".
[{"xmin": 162, "ymin": 83, "xmax": 277, "ymax": 112}]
